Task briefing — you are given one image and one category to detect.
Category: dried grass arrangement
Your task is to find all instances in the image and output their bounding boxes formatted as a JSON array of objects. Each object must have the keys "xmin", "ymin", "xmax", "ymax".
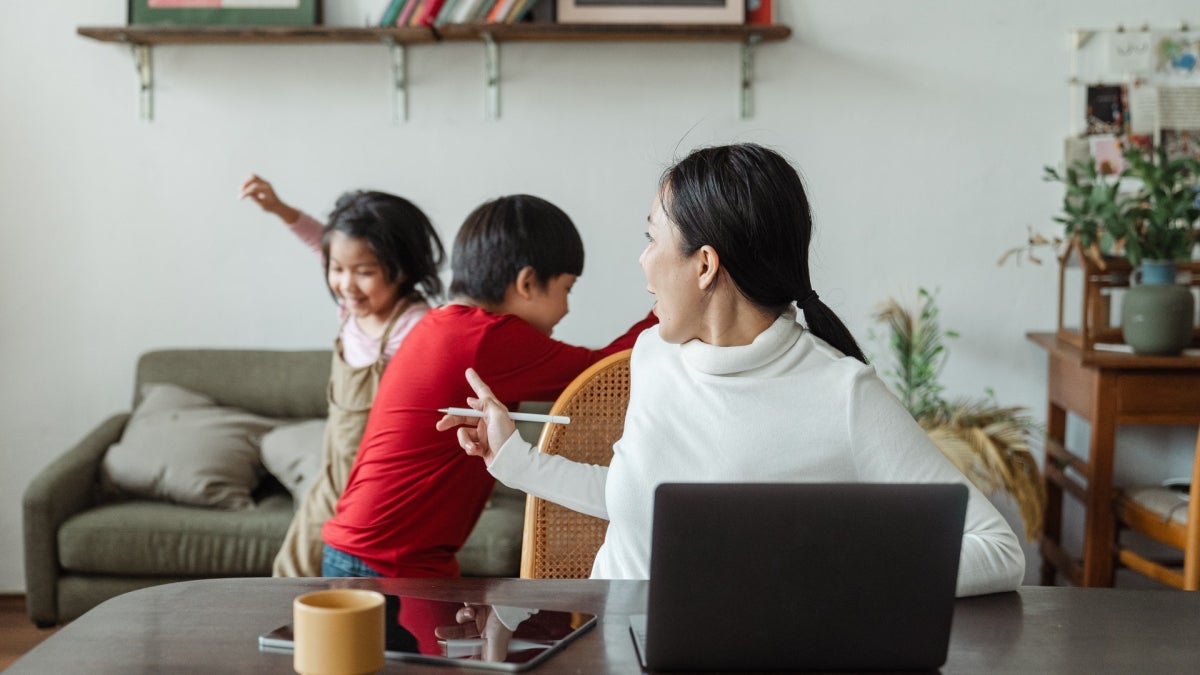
[{"xmin": 872, "ymin": 289, "xmax": 1045, "ymax": 540}]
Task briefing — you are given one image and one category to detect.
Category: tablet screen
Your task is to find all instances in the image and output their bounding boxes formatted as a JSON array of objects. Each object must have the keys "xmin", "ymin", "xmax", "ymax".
[{"xmin": 259, "ymin": 593, "xmax": 596, "ymax": 672}]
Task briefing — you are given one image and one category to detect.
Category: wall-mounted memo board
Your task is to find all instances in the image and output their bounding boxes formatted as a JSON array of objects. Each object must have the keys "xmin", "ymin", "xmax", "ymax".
[{"xmin": 1067, "ymin": 22, "xmax": 1200, "ymax": 166}]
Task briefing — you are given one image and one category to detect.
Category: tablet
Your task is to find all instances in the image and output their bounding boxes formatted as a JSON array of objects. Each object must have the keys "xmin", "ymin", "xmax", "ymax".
[{"xmin": 258, "ymin": 593, "xmax": 596, "ymax": 672}]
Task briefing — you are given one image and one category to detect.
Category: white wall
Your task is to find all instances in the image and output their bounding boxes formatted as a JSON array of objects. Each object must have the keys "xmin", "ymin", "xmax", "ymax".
[{"xmin": 2, "ymin": 1, "xmax": 1196, "ymax": 592}]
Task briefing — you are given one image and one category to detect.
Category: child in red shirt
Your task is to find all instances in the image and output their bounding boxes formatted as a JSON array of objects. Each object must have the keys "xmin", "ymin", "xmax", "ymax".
[{"xmin": 322, "ymin": 194, "xmax": 655, "ymax": 578}]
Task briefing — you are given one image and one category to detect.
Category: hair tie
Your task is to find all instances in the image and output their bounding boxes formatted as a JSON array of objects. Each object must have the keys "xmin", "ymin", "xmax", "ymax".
[{"xmin": 798, "ymin": 291, "xmax": 820, "ymax": 311}]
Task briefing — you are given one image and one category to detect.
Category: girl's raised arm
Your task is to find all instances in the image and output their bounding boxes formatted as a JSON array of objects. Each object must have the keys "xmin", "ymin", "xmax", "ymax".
[{"xmin": 240, "ymin": 174, "xmax": 301, "ymax": 225}]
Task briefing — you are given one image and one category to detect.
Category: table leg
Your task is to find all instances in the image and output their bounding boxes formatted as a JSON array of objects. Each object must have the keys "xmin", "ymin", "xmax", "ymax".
[
  {"xmin": 1041, "ymin": 403, "xmax": 1067, "ymax": 586},
  {"xmin": 1081, "ymin": 372, "xmax": 1118, "ymax": 587}
]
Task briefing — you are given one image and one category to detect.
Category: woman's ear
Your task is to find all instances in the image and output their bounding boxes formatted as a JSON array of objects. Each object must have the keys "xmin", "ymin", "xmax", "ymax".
[
  {"xmin": 696, "ymin": 245, "xmax": 720, "ymax": 291},
  {"xmin": 513, "ymin": 266, "xmax": 538, "ymax": 300}
]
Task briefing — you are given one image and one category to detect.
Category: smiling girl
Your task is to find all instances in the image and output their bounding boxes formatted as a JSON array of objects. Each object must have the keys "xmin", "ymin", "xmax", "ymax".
[{"xmin": 240, "ymin": 175, "xmax": 445, "ymax": 577}]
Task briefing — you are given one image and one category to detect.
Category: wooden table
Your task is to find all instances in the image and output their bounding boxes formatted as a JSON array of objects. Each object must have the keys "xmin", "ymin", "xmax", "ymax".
[
  {"xmin": 10, "ymin": 577, "xmax": 1200, "ymax": 673},
  {"xmin": 1028, "ymin": 332, "xmax": 1200, "ymax": 587}
]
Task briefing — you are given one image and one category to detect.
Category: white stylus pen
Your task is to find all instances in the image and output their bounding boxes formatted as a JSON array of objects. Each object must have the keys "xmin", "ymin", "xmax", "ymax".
[{"xmin": 438, "ymin": 407, "xmax": 572, "ymax": 425}]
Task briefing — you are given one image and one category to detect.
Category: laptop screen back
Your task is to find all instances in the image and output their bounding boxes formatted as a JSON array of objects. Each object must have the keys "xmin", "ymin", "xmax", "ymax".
[{"xmin": 640, "ymin": 482, "xmax": 967, "ymax": 672}]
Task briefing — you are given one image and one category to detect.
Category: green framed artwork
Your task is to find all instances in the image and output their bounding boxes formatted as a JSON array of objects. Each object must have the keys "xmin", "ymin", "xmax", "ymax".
[{"xmin": 129, "ymin": 0, "xmax": 322, "ymax": 27}]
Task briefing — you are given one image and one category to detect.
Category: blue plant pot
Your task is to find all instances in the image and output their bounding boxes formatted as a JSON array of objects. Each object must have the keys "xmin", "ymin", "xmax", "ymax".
[{"xmin": 1121, "ymin": 261, "xmax": 1195, "ymax": 355}]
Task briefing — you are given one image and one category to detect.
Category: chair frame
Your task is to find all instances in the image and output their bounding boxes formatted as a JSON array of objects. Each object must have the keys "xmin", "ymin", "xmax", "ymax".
[{"xmin": 1113, "ymin": 429, "xmax": 1200, "ymax": 590}]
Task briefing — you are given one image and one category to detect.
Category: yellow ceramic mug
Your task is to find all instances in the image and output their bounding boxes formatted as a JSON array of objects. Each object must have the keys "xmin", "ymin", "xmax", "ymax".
[{"xmin": 293, "ymin": 589, "xmax": 385, "ymax": 675}]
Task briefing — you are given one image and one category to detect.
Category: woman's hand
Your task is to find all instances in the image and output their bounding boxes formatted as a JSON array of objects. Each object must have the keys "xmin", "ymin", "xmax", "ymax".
[
  {"xmin": 239, "ymin": 174, "xmax": 300, "ymax": 224},
  {"xmin": 433, "ymin": 604, "xmax": 513, "ymax": 662},
  {"xmin": 435, "ymin": 368, "xmax": 517, "ymax": 466}
]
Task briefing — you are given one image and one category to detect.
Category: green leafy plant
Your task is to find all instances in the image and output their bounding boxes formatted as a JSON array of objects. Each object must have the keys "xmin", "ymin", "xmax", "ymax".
[
  {"xmin": 873, "ymin": 289, "xmax": 1045, "ymax": 540},
  {"xmin": 1115, "ymin": 146, "xmax": 1200, "ymax": 265},
  {"xmin": 1002, "ymin": 145, "xmax": 1200, "ymax": 268},
  {"xmin": 873, "ymin": 288, "xmax": 957, "ymax": 422}
]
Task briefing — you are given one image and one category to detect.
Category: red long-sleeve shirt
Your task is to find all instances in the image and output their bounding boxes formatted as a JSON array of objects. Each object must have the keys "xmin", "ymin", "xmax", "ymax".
[{"xmin": 323, "ymin": 304, "xmax": 656, "ymax": 577}]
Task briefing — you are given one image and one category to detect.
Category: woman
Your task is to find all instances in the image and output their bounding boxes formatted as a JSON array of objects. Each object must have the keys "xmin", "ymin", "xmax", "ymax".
[{"xmin": 437, "ymin": 143, "xmax": 1024, "ymax": 597}]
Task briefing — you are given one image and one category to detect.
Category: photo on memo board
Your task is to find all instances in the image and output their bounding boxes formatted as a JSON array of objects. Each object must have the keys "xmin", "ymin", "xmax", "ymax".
[
  {"xmin": 556, "ymin": 0, "xmax": 745, "ymax": 25},
  {"xmin": 129, "ymin": 0, "xmax": 322, "ymax": 26}
]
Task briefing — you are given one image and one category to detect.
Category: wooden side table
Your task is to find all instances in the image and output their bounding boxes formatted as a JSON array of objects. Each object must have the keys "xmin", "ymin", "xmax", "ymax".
[{"xmin": 1028, "ymin": 332, "xmax": 1200, "ymax": 587}]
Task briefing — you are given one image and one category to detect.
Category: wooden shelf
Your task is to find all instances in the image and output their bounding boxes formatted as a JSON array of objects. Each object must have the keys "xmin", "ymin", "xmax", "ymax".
[
  {"xmin": 76, "ymin": 23, "xmax": 790, "ymax": 45},
  {"xmin": 77, "ymin": 25, "xmax": 436, "ymax": 45},
  {"xmin": 437, "ymin": 22, "xmax": 790, "ymax": 42},
  {"xmin": 76, "ymin": 23, "xmax": 791, "ymax": 122}
]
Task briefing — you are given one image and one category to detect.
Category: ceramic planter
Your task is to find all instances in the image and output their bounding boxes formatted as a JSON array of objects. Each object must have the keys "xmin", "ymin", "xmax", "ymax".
[{"xmin": 1121, "ymin": 260, "xmax": 1195, "ymax": 355}]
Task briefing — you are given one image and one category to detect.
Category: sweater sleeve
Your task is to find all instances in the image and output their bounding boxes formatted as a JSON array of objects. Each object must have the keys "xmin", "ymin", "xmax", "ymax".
[
  {"xmin": 846, "ymin": 369, "xmax": 1026, "ymax": 597},
  {"xmin": 488, "ymin": 431, "xmax": 609, "ymax": 520},
  {"xmin": 285, "ymin": 212, "xmax": 324, "ymax": 257}
]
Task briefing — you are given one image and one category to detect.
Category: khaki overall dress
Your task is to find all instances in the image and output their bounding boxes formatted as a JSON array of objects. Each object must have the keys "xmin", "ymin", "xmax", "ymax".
[{"xmin": 272, "ymin": 301, "xmax": 409, "ymax": 577}]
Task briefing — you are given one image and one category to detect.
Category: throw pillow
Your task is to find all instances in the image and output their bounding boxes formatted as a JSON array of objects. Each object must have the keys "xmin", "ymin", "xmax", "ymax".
[
  {"xmin": 101, "ymin": 382, "xmax": 278, "ymax": 510},
  {"xmin": 260, "ymin": 418, "xmax": 326, "ymax": 509}
]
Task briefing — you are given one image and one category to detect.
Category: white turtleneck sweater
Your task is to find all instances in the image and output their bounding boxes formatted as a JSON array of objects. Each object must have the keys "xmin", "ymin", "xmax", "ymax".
[{"xmin": 488, "ymin": 309, "xmax": 1025, "ymax": 597}]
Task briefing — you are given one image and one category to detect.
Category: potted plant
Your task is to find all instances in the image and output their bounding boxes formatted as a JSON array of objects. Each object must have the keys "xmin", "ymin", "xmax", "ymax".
[
  {"xmin": 872, "ymin": 288, "xmax": 1045, "ymax": 540},
  {"xmin": 1005, "ymin": 145, "xmax": 1200, "ymax": 354},
  {"xmin": 1110, "ymin": 147, "xmax": 1200, "ymax": 354}
]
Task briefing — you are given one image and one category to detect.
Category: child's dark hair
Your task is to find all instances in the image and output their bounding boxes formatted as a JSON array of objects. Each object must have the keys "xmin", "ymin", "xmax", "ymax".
[
  {"xmin": 449, "ymin": 194, "xmax": 584, "ymax": 304},
  {"xmin": 322, "ymin": 191, "xmax": 446, "ymax": 301},
  {"xmin": 661, "ymin": 143, "xmax": 867, "ymax": 363}
]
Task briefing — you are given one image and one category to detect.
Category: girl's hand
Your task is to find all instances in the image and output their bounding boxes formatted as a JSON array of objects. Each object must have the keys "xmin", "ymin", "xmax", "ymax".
[
  {"xmin": 239, "ymin": 174, "xmax": 299, "ymax": 223},
  {"xmin": 435, "ymin": 368, "xmax": 517, "ymax": 466}
]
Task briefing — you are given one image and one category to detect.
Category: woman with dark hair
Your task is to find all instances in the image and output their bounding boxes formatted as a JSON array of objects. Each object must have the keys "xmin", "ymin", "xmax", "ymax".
[
  {"xmin": 241, "ymin": 175, "xmax": 445, "ymax": 577},
  {"xmin": 440, "ymin": 144, "xmax": 1025, "ymax": 598}
]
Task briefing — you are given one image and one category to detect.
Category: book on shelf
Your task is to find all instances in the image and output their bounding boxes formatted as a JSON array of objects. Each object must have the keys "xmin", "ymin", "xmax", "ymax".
[
  {"xmin": 396, "ymin": 0, "xmax": 422, "ymax": 26},
  {"xmin": 410, "ymin": 0, "xmax": 447, "ymax": 26},
  {"xmin": 485, "ymin": 0, "xmax": 514, "ymax": 23},
  {"xmin": 460, "ymin": 0, "xmax": 493, "ymax": 23},
  {"xmin": 378, "ymin": 0, "xmax": 407, "ymax": 26},
  {"xmin": 407, "ymin": 0, "xmax": 425, "ymax": 25},
  {"xmin": 449, "ymin": 0, "xmax": 476, "ymax": 23},
  {"xmin": 505, "ymin": 0, "xmax": 531, "ymax": 23},
  {"xmin": 433, "ymin": 0, "xmax": 461, "ymax": 26}
]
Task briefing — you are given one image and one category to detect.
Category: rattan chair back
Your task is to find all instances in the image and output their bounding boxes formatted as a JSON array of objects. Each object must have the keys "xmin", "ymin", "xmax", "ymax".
[{"xmin": 519, "ymin": 349, "xmax": 632, "ymax": 579}]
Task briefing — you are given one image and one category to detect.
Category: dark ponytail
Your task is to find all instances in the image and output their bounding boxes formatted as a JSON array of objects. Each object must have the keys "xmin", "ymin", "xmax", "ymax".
[{"xmin": 662, "ymin": 143, "xmax": 867, "ymax": 364}]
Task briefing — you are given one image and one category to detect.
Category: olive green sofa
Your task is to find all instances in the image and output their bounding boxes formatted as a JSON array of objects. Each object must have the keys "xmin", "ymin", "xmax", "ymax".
[{"xmin": 22, "ymin": 349, "xmax": 526, "ymax": 627}]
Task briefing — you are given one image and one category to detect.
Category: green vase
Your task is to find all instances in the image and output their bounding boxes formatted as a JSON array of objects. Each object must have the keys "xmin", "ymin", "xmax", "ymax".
[{"xmin": 1121, "ymin": 261, "xmax": 1195, "ymax": 355}]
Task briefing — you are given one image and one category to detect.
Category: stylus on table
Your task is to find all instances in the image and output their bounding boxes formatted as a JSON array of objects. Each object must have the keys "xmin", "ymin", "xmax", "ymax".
[{"xmin": 438, "ymin": 407, "xmax": 571, "ymax": 425}]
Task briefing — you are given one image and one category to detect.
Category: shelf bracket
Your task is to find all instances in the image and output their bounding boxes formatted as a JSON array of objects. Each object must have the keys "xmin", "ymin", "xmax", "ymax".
[
  {"xmin": 383, "ymin": 37, "xmax": 407, "ymax": 124},
  {"xmin": 131, "ymin": 43, "xmax": 153, "ymax": 121},
  {"xmin": 482, "ymin": 32, "xmax": 500, "ymax": 121},
  {"xmin": 740, "ymin": 34, "xmax": 761, "ymax": 119}
]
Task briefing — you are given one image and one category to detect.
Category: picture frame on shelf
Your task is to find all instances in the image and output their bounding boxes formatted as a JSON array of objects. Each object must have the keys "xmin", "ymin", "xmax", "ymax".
[
  {"xmin": 556, "ymin": 0, "xmax": 745, "ymax": 25},
  {"xmin": 129, "ymin": 0, "xmax": 322, "ymax": 27}
]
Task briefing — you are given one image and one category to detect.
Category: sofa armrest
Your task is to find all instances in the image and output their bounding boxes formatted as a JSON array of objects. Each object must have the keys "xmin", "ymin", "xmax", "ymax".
[{"xmin": 23, "ymin": 413, "xmax": 129, "ymax": 626}]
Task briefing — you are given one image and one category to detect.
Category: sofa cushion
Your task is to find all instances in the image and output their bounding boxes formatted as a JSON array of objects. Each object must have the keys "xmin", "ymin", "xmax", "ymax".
[
  {"xmin": 260, "ymin": 419, "xmax": 326, "ymax": 508},
  {"xmin": 101, "ymin": 383, "xmax": 278, "ymax": 510},
  {"xmin": 459, "ymin": 486, "xmax": 525, "ymax": 577},
  {"xmin": 57, "ymin": 493, "xmax": 294, "ymax": 576}
]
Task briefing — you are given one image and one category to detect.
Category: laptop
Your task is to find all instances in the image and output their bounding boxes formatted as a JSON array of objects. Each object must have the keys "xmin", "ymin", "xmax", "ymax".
[{"xmin": 629, "ymin": 482, "xmax": 968, "ymax": 672}]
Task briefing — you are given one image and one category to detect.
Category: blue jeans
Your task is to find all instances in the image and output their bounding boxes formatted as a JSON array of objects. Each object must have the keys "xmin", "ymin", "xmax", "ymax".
[{"xmin": 322, "ymin": 545, "xmax": 383, "ymax": 578}]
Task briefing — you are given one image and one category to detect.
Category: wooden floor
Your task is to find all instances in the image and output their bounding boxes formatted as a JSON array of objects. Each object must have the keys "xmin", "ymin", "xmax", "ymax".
[{"xmin": 0, "ymin": 595, "xmax": 59, "ymax": 671}]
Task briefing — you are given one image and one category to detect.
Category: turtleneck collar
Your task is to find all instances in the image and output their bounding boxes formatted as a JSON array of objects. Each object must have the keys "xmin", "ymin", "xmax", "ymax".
[{"xmin": 678, "ymin": 307, "xmax": 802, "ymax": 375}]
